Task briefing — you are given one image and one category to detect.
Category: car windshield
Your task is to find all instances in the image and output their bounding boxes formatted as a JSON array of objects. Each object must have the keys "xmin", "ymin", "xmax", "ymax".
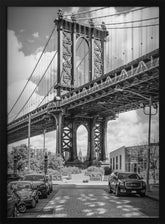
[
  {"xmin": 118, "ymin": 173, "xmax": 140, "ymax": 180},
  {"xmin": 24, "ymin": 175, "xmax": 44, "ymax": 181},
  {"xmin": 16, "ymin": 183, "xmax": 31, "ymax": 190}
]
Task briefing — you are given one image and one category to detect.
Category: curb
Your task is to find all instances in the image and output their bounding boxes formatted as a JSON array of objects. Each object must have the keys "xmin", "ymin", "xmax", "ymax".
[{"xmin": 146, "ymin": 194, "xmax": 159, "ymax": 201}]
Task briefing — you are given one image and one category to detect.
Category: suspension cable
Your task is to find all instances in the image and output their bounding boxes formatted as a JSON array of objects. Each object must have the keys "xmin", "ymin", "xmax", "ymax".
[
  {"xmin": 76, "ymin": 50, "xmax": 89, "ymax": 70},
  {"xmin": 76, "ymin": 7, "xmax": 147, "ymax": 21},
  {"xmin": 8, "ymin": 26, "xmax": 56, "ymax": 116},
  {"xmin": 63, "ymin": 7, "xmax": 107, "ymax": 17},
  {"xmin": 13, "ymin": 51, "xmax": 57, "ymax": 121},
  {"xmin": 96, "ymin": 17, "xmax": 159, "ymax": 26},
  {"xmin": 106, "ymin": 24, "xmax": 159, "ymax": 29},
  {"xmin": 36, "ymin": 78, "xmax": 57, "ymax": 109}
]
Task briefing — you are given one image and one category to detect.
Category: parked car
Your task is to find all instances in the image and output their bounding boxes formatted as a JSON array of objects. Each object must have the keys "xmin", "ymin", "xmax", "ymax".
[
  {"xmin": 7, "ymin": 174, "xmax": 23, "ymax": 183},
  {"xmin": 7, "ymin": 185, "xmax": 19, "ymax": 217},
  {"xmin": 8, "ymin": 181, "xmax": 39, "ymax": 211},
  {"xmin": 23, "ymin": 173, "xmax": 49, "ymax": 198},
  {"xmin": 45, "ymin": 174, "xmax": 53, "ymax": 193},
  {"xmin": 108, "ymin": 172, "xmax": 146, "ymax": 197}
]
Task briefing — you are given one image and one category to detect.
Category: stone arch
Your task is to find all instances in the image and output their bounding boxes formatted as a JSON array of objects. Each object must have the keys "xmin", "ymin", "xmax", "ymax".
[{"xmin": 76, "ymin": 124, "xmax": 88, "ymax": 162}]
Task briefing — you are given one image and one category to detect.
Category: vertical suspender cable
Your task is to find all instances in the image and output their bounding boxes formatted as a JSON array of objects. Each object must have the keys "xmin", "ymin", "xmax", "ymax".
[
  {"xmin": 131, "ymin": 12, "xmax": 134, "ymax": 61},
  {"xmin": 140, "ymin": 9, "xmax": 143, "ymax": 56},
  {"xmin": 146, "ymin": 21, "xmax": 148, "ymax": 54}
]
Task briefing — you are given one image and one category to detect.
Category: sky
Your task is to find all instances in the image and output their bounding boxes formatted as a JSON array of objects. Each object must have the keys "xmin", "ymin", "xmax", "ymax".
[{"xmin": 7, "ymin": 7, "xmax": 159, "ymax": 157}]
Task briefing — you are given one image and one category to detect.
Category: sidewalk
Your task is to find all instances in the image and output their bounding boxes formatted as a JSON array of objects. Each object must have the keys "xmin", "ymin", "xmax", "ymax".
[{"xmin": 145, "ymin": 184, "xmax": 159, "ymax": 201}]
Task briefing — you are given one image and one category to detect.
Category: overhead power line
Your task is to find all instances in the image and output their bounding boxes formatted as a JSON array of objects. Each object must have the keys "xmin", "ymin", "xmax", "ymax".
[
  {"xmin": 77, "ymin": 7, "xmax": 147, "ymax": 21},
  {"xmin": 8, "ymin": 26, "xmax": 56, "ymax": 116},
  {"xmin": 13, "ymin": 51, "xmax": 57, "ymax": 121}
]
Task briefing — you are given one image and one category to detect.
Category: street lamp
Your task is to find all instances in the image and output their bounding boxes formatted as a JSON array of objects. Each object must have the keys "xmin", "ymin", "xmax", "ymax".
[
  {"xmin": 44, "ymin": 95, "xmax": 62, "ymax": 156},
  {"xmin": 115, "ymin": 88, "xmax": 158, "ymax": 191}
]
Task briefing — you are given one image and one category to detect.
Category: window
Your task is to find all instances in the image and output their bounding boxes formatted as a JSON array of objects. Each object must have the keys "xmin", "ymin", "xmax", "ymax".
[
  {"xmin": 116, "ymin": 156, "xmax": 118, "ymax": 170},
  {"xmin": 120, "ymin": 155, "xmax": 122, "ymax": 169},
  {"xmin": 110, "ymin": 158, "xmax": 112, "ymax": 168},
  {"xmin": 113, "ymin": 157, "xmax": 115, "ymax": 170}
]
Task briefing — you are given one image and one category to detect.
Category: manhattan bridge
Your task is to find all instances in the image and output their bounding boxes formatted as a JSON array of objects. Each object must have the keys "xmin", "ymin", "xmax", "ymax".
[{"xmin": 8, "ymin": 7, "xmax": 159, "ymax": 165}]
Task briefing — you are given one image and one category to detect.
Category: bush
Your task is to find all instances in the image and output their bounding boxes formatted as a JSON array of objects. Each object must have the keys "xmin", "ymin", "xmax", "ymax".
[
  {"xmin": 87, "ymin": 171, "xmax": 102, "ymax": 181},
  {"xmin": 104, "ymin": 166, "xmax": 112, "ymax": 175},
  {"xmin": 85, "ymin": 166, "xmax": 104, "ymax": 175},
  {"xmin": 61, "ymin": 166, "xmax": 82, "ymax": 175},
  {"xmin": 51, "ymin": 170, "xmax": 62, "ymax": 181}
]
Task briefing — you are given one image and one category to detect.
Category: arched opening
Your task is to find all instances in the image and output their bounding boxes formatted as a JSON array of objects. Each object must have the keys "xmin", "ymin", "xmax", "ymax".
[
  {"xmin": 77, "ymin": 125, "xmax": 88, "ymax": 162},
  {"xmin": 75, "ymin": 37, "xmax": 89, "ymax": 87}
]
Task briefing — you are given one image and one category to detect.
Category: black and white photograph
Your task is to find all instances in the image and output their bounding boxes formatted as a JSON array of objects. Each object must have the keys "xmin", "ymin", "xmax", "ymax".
[{"xmin": 0, "ymin": 1, "xmax": 160, "ymax": 220}]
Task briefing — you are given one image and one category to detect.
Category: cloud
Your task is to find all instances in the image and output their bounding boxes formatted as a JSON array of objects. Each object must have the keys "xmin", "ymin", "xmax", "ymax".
[
  {"xmin": 8, "ymin": 30, "xmax": 58, "ymax": 121},
  {"xmin": 107, "ymin": 109, "xmax": 159, "ymax": 154},
  {"xmin": 32, "ymin": 32, "xmax": 39, "ymax": 38},
  {"xmin": 63, "ymin": 7, "xmax": 80, "ymax": 18},
  {"xmin": 27, "ymin": 39, "xmax": 35, "ymax": 43},
  {"xmin": 19, "ymin": 29, "xmax": 25, "ymax": 33}
]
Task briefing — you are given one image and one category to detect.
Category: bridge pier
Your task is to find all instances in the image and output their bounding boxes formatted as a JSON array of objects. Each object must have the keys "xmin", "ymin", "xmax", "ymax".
[
  {"xmin": 55, "ymin": 111, "xmax": 63, "ymax": 155},
  {"xmin": 62, "ymin": 116, "xmax": 108, "ymax": 167}
]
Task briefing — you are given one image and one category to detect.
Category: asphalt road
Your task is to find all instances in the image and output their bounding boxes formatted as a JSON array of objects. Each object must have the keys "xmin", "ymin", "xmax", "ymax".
[{"xmin": 18, "ymin": 184, "xmax": 159, "ymax": 218}]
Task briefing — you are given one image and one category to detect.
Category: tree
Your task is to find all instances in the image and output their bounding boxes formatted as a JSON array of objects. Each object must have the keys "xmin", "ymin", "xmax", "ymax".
[
  {"xmin": 48, "ymin": 154, "xmax": 64, "ymax": 170},
  {"xmin": 150, "ymin": 143, "xmax": 159, "ymax": 183}
]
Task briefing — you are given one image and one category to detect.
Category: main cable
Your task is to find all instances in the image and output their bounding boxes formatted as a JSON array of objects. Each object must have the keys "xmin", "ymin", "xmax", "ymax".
[
  {"xmin": 8, "ymin": 26, "xmax": 56, "ymax": 116},
  {"xmin": 106, "ymin": 24, "xmax": 159, "ymax": 29},
  {"xmin": 13, "ymin": 51, "xmax": 57, "ymax": 121},
  {"xmin": 63, "ymin": 7, "xmax": 107, "ymax": 17},
  {"xmin": 76, "ymin": 7, "xmax": 147, "ymax": 21},
  {"xmin": 96, "ymin": 17, "xmax": 159, "ymax": 26}
]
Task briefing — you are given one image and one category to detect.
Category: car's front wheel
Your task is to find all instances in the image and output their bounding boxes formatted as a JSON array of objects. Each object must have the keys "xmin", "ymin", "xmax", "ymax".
[
  {"xmin": 31, "ymin": 198, "xmax": 36, "ymax": 208},
  {"xmin": 43, "ymin": 192, "xmax": 48, "ymax": 199},
  {"xmin": 115, "ymin": 186, "xmax": 120, "ymax": 197},
  {"xmin": 17, "ymin": 203, "xmax": 26, "ymax": 213},
  {"xmin": 108, "ymin": 183, "xmax": 113, "ymax": 193},
  {"xmin": 36, "ymin": 194, "xmax": 39, "ymax": 203},
  {"xmin": 140, "ymin": 192, "xmax": 146, "ymax": 197},
  {"xmin": 13, "ymin": 205, "xmax": 18, "ymax": 217}
]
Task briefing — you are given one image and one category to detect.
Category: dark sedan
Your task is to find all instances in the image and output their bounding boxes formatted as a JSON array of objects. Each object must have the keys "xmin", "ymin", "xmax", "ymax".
[
  {"xmin": 23, "ymin": 174, "xmax": 49, "ymax": 198},
  {"xmin": 108, "ymin": 172, "xmax": 146, "ymax": 197},
  {"xmin": 7, "ymin": 173, "xmax": 23, "ymax": 183},
  {"xmin": 8, "ymin": 181, "xmax": 39, "ymax": 209}
]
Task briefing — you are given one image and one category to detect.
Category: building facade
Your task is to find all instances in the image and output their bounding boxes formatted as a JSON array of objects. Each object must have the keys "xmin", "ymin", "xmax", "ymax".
[{"xmin": 109, "ymin": 143, "xmax": 159, "ymax": 181}]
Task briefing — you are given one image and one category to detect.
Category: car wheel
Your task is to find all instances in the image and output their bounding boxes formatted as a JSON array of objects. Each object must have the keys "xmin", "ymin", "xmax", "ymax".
[
  {"xmin": 36, "ymin": 195, "xmax": 39, "ymax": 203},
  {"xmin": 13, "ymin": 205, "xmax": 18, "ymax": 217},
  {"xmin": 115, "ymin": 186, "xmax": 120, "ymax": 197},
  {"xmin": 31, "ymin": 199, "xmax": 36, "ymax": 208},
  {"xmin": 140, "ymin": 192, "xmax": 146, "ymax": 197},
  {"xmin": 43, "ymin": 192, "xmax": 48, "ymax": 199},
  {"xmin": 108, "ymin": 183, "xmax": 113, "ymax": 193},
  {"xmin": 18, "ymin": 203, "xmax": 26, "ymax": 213}
]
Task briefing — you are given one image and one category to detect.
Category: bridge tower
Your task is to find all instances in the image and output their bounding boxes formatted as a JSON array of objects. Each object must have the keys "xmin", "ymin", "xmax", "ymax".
[{"xmin": 54, "ymin": 9, "xmax": 109, "ymax": 165}]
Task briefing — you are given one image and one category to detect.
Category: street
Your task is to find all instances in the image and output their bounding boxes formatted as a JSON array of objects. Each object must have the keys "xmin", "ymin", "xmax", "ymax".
[{"xmin": 18, "ymin": 184, "xmax": 159, "ymax": 218}]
